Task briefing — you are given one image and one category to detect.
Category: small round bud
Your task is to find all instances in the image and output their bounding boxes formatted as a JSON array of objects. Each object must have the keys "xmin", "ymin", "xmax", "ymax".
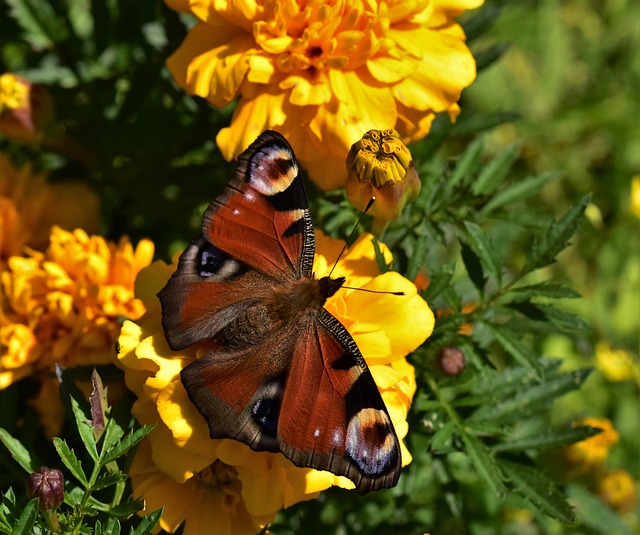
[
  {"xmin": 438, "ymin": 347, "xmax": 466, "ymax": 376},
  {"xmin": 26, "ymin": 466, "xmax": 64, "ymax": 511},
  {"xmin": 345, "ymin": 129, "xmax": 421, "ymax": 225}
]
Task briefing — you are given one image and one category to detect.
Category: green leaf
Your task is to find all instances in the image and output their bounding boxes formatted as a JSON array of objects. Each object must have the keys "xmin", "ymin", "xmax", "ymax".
[
  {"xmin": 53, "ymin": 437, "xmax": 88, "ymax": 486},
  {"xmin": 527, "ymin": 194, "xmax": 591, "ymax": 270},
  {"xmin": 482, "ymin": 322, "xmax": 544, "ymax": 373},
  {"xmin": 567, "ymin": 484, "xmax": 634, "ymax": 535},
  {"xmin": 406, "ymin": 231, "xmax": 428, "ymax": 281},
  {"xmin": 493, "ymin": 425, "xmax": 603, "ymax": 452},
  {"xmin": 6, "ymin": 0, "xmax": 69, "ymax": 48},
  {"xmin": 429, "ymin": 421, "xmax": 456, "ymax": 453},
  {"xmin": 129, "ymin": 508, "xmax": 163, "ymax": 535},
  {"xmin": 481, "ymin": 172, "xmax": 559, "ymax": 214},
  {"xmin": 0, "ymin": 428, "xmax": 38, "ymax": 474},
  {"xmin": 469, "ymin": 368, "xmax": 592, "ymax": 423},
  {"xmin": 460, "ymin": 432, "xmax": 507, "ymax": 498},
  {"xmin": 533, "ymin": 304, "xmax": 591, "ymax": 331},
  {"xmin": 102, "ymin": 424, "xmax": 155, "ymax": 465},
  {"xmin": 501, "ymin": 282, "xmax": 581, "ymax": 302},
  {"xmin": 502, "ymin": 460, "xmax": 576, "ymax": 524},
  {"xmin": 471, "ymin": 143, "xmax": 521, "ymax": 196},
  {"xmin": 109, "ymin": 498, "xmax": 145, "ymax": 518},
  {"xmin": 460, "ymin": 241, "xmax": 486, "ymax": 294},
  {"xmin": 105, "ymin": 517, "xmax": 122, "ymax": 535},
  {"xmin": 462, "ymin": 221, "xmax": 502, "ymax": 285},
  {"xmin": 10, "ymin": 499, "xmax": 39, "ymax": 535},
  {"xmin": 92, "ymin": 472, "xmax": 128, "ymax": 490},
  {"xmin": 448, "ymin": 137, "xmax": 485, "ymax": 190},
  {"xmin": 101, "ymin": 417, "xmax": 125, "ymax": 458},
  {"xmin": 371, "ymin": 237, "xmax": 391, "ymax": 274},
  {"xmin": 423, "ymin": 261, "xmax": 456, "ymax": 301},
  {"xmin": 450, "ymin": 112, "xmax": 520, "ymax": 137},
  {"xmin": 70, "ymin": 395, "xmax": 99, "ymax": 462},
  {"xmin": 474, "ymin": 42, "xmax": 510, "ymax": 72}
]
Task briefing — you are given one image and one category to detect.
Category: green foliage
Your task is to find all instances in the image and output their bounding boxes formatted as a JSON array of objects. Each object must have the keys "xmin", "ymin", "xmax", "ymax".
[{"xmin": 0, "ymin": 371, "xmax": 159, "ymax": 534}]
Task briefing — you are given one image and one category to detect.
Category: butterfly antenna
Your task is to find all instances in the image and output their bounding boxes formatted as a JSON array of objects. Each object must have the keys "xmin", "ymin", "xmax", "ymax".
[
  {"xmin": 342, "ymin": 285, "xmax": 405, "ymax": 296},
  {"xmin": 328, "ymin": 197, "xmax": 376, "ymax": 278}
]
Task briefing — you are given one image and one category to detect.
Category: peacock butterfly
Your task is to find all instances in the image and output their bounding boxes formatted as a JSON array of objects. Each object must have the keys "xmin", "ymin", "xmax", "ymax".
[{"xmin": 158, "ymin": 131, "xmax": 401, "ymax": 493}]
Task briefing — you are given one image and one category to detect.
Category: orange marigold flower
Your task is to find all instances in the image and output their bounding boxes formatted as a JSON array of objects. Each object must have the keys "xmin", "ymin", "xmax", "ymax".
[
  {"xmin": 0, "ymin": 226, "xmax": 154, "ymax": 389},
  {"xmin": 564, "ymin": 417, "xmax": 619, "ymax": 471},
  {"xmin": 0, "ymin": 154, "xmax": 101, "ymax": 258},
  {"xmin": 116, "ymin": 231, "xmax": 434, "ymax": 533},
  {"xmin": 598, "ymin": 469, "xmax": 637, "ymax": 513},
  {"xmin": 166, "ymin": 0, "xmax": 484, "ymax": 189}
]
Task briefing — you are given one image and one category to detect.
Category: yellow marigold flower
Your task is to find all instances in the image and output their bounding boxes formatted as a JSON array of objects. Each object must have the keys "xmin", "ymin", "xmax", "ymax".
[
  {"xmin": 0, "ymin": 226, "xmax": 154, "ymax": 389},
  {"xmin": 598, "ymin": 469, "xmax": 637, "ymax": 513},
  {"xmin": 166, "ymin": 0, "xmax": 484, "ymax": 189},
  {"xmin": 116, "ymin": 231, "xmax": 434, "ymax": 533},
  {"xmin": 0, "ymin": 73, "xmax": 55, "ymax": 143},
  {"xmin": 565, "ymin": 417, "xmax": 619, "ymax": 471},
  {"xmin": 595, "ymin": 342, "xmax": 637, "ymax": 383},
  {"xmin": 0, "ymin": 154, "xmax": 101, "ymax": 258},
  {"xmin": 631, "ymin": 176, "xmax": 640, "ymax": 218}
]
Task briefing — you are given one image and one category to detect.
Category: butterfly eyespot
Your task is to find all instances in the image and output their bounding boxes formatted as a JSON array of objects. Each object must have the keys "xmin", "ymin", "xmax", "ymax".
[
  {"xmin": 345, "ymin": 408, "xmax": 397, "ymax": 476},
  {"xmin": 197, "ymin": 242, "xmax": 243, "ymax": 280},
  {"xmin": 251, "ymin": 396, "xmax": 280, "ymax": 436}
]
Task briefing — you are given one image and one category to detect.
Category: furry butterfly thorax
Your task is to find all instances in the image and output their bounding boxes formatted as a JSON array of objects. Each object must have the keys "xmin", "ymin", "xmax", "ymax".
[{"xmin": 158, "ymin": 131, "xmax": 402, "ymax": 494}]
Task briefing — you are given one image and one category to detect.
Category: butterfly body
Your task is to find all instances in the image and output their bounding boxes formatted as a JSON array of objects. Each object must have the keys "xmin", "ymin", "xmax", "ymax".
[{"xmin": 158, "ymin": 131, "xmax": 401, "ymax": 493}]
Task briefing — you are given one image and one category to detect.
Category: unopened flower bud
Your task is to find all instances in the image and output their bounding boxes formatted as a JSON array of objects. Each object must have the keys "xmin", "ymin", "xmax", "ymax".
[
  {"xmin": 438, "ymin": 347, "xmax": 466, "ymax": 376},
  {"xmin": 0, "ymin": 73, "xmax": 55, "ymax": 143},
  {"xmin": 345, "ymin": 129, "xmax": 421, "ymax": 230},
  {"xmin": 26, "ymin": 466, "xmax": 64, "ymax": 511}
]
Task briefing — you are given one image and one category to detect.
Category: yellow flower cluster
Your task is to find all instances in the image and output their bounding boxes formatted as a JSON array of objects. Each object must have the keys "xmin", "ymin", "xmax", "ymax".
[
  {"xmin": 565, "ymin": 417, "xmax": 619, "ymax": 471},
  {"xmin": 117, "ymin": 232, "xmax": 434, "ymax": 534},
  {"xmin": 166, "ymin": 0, "xmax": 483, "ymax": 189},
  {"xmin": 0, "ymin": 227, "xmax": 154, "ymax": 389},
  {"xmin": 0, "ymin": 73, "xmax": 29, "ymax": 112},
  {"xmin": 598, "ymin": 469, "xmax": 637, "ymax": 513}
]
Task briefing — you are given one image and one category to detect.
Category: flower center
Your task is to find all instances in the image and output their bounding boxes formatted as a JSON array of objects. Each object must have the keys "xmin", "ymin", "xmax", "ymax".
[{"xmin": 195, "ymin": 460, "xmax": 243, "ymax": 513}]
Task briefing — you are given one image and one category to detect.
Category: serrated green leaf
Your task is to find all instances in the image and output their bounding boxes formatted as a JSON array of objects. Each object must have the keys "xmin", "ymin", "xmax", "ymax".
[
  {"xmin": 482, "ymin": 322, "xmax": 544, "ymax": 373},
  {"xmin": 129, "ymin": 508, "xmax": 163, "ymax": 535},
  {"xmin": 493, "ymin": 425, "xmax": 602, "ymax": 452},
  {"xmin": 101, "ymin": 417, "xmax": 126, "ymax": 457},
  {"xmin": 501, "ymin": 283, "xmax": 581, "ymax": 302},
  {"xmin": 469, "ymin": 368, "xmax": 592, "ymax": 423},
  {"xmin": 481, "ymin": 172, "xmax": 559, "ymax": 214},
  {"xmin": 527, "ymin": 194, "xmax": 591, "ymax": 270},
  {"xmin": 0, "ymin": 428, "xmax": 38, "ymax": 474},
  {"xmin": 460, "ymin": 241, "xmax": 486, "ymax": 294},
  {"xmin": 70, "ymin": 395, "xmax": 99, "ymax": 462},
  {"xmin": 567, "ymin": 484, "xmax": 634, "ymax": 535},
  {"xmin": 102, "ymin": 424, "xmax": 155, "ymax": 465},
  {"xmin": 502, "ymin": 460, "xmax": 576, "ymax": 523},
  {"xmin": 448, "ymin": 137, "xmax": 485, "ymax": 190},
  {"xmin": 110, "ymin": 498, "xmax": 145, "ymax": 518},
  {"xmin": 463, "ymin": 221, "xmax": 502, "ymax": 285},
  {"xmin": 90, "ymin": 369, "xmax": 109, "ymax": 442},
  {"xmin": 406, "ymin": 231, "xmax": 428, "ymax": 281},
  {"xmin": 92, "ymin": 471, "xmax": 128, "ymax": 490},
  {"xmin": 534, "ymin": 304, "xmax": 591, "ymax": 331},
  {"xmin": 10, "ymin": 499, "xmax": 39, "ymax": 535},
  {"xmin": 460, "ymin": 432, "xmax": 507, "ymax": 498},
  {"xmin": 471, "ymin": 143, "xmax": 521, "ymax": 196},
  {"xmin": 53, "ymin": 437, "xmax": 88, "ymax": 486}
]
